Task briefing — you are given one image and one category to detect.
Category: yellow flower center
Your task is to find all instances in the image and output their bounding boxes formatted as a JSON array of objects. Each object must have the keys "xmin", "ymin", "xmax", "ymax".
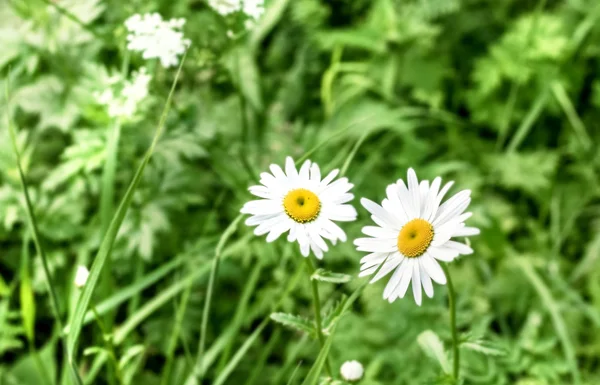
[
  {"xmin": 397, "ymin": 219, "xmax": 434, "ymax": 258},
  {"xmin": 283, "ymin": 188, "xmax": 321, "ymax": 223}
]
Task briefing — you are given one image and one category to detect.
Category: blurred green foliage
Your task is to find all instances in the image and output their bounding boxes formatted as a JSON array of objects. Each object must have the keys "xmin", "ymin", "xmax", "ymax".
[{"xmin": 1, "ymin": 0, "xmax": 600, "ymax": 384}]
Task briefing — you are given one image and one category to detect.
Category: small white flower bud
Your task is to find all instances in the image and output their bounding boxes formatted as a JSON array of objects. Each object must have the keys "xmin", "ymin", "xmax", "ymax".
[
  {"xmin": 340, "ymin": 360, "xmax": 363, "ymax": 382},
  {"xmin": 74, "ymin": 265, "xmax": 90, "ymax": 288}
]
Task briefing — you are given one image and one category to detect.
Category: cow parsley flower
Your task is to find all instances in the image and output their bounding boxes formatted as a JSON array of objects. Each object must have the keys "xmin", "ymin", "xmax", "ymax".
[
  {"xmin": 340, "ymin": 360, "xmax": 364, "ymax": 382},
  {"xmin": 94, "ymin": 67, "xmax": 151, "ymax": 119},
  {"xmin": 125, "ymin": 13, "xmax": 190, "ymax": 68},
  {"xmin": 355, "ymin": 169, "xmax": 479, "ymax": 305},
  {"xmin": 74, "ymin": 265, "xmax": 90, "ymax": 288},
  {"xmin": 208, "ymin": 0, "xmax": 265, "ymax": 19},
  {"xmin": 241, "ymin": 157, "xmax": 357, "ymax": 259}
]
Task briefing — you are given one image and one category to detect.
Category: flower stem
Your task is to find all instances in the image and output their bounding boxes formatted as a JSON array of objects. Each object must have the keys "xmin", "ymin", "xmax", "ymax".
[
  {"xmin": 442, "ymin": 263, "xmax": 460, "ymax": 382},
  {"xmin": 303, "ymin": 257, "xmax": 334, "ymax": 378}
]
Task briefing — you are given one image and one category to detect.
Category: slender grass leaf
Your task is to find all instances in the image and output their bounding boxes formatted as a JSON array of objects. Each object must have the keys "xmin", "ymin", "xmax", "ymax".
[
  {"xmin": 300, "ymin": 324, "xmax": 337, "ymax": 385},
  {"xmin": 5, "ymin": 75, "xmax": 84, "ymax": 385},
  {"xmin": 67, "ymin": 54, "xmax": 187, "ymax": 360}
]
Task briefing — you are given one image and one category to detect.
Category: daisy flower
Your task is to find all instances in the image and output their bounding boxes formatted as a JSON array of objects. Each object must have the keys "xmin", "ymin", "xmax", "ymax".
[
  {"xmin": 355, "ymin": 169, "xmax": 479, "ymax": 305},
  {"xmin": 241, "ymin": 157, "xmax": 357, "ymax": 259}
]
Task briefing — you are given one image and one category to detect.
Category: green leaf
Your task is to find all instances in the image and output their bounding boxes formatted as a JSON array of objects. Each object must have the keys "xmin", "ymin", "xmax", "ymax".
[
  {"xmin": 118, "ymin": 345, "xmax": 145, "ymax": 370},
  {"xmin": 270, "ymin": 312, "xmax": 316, "ymax": 338},
  {"xmin": 311, "ymin": 268, "xmax": 352, "ymax": 284},
  {"xmin": 66, "ymin": 53, "xmax": 187, "ymax": 360},
  {"xmin": 19, "ymin": 271, "xmax": 35, "ymax": 342},
  {"xmin": 226, "ymin": 47, "xmax": 263, "ymax": 112},
  {"xmin": 250, "ymin": 0, "xmax": 290, "ymax": 52},
  {"xmin": 462, "ymin": 340, "xmax": 507, "ymax": 357},
  {"xmin": 322, "ymin": 296, "xmax": 348, "ymax": 336},
  {"xmin": 417, "ymin": 330, "xmax": 451, "ymax": 374}
]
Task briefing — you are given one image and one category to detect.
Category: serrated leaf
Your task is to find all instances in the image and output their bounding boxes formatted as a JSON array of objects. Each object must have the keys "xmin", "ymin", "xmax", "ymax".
[
  {"xmin": 417, "ymin": 330, "xmax": 451, "ymax": 374},
  {"xmin": 322, "ymin": 296, "xmax": 348, "ymax": 336},
  {"xmin": 311, "ymin": 268, "xmax": 352, "ymax": 284},
  {"xmin": 270, "ymin": 312, "xmax": 316, "ymax": 338}
]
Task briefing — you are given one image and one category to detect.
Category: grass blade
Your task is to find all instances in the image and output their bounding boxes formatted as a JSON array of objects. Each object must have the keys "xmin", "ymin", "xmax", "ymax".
[
  {"xmin": 5, "ymin": 74, "xmax": 85, "ymax": 385},
  {"xmin": 300, "ymin": 324, "xmax": 337, "ymax": 385},
  {"xmin": 66, "ymin": 54, "xmax": 187, "ymax": 363},
  {"xmin": 516, "ymin": 258, "xmax": 580, "ymax": 385}
]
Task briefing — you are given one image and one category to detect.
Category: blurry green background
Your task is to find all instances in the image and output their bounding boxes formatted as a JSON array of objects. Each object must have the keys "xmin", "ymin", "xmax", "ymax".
[{"xmin": 1, "ymin": 0, "xmax": 600, "ymax": 384}]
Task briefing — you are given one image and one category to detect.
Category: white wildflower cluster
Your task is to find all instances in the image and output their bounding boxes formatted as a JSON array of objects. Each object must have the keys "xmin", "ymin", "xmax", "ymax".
[
  {"xmin": 94, "ymin": 67, "xmax": 151, "ymax": 119},
  {"xmin": 125, "ymin": 13, "xmax": 190, "ymax": 68},
  {"xmin": 208, "ymin": 0, "xmax": 265, "ymax": 19}
]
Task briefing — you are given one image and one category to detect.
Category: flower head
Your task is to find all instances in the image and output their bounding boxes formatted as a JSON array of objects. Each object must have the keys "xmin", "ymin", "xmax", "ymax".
[
  {"xmin": 94, "ymin": 67, "xmax": 151, "ymax": 119},
  {"xmin": 340, "ymin": 360, "xmax": 364, "ymax": 382},
  {"xmin": 208, "ymin": 0, "xmax": 265, "ymax": 19},
  {"xmin": 355, "ymin": 169, "xmax": 479, "ymax": 305},
  {"xmin": 74, "ymin": 265, "xmax": 90, "ymax": 288},
  {"xmin": 125, "ymin": 13, "xmax": 190, "ymax": 68},
  {"xmin": 241, "ymin": 157, "xmax": 357, "ymax": 258}
]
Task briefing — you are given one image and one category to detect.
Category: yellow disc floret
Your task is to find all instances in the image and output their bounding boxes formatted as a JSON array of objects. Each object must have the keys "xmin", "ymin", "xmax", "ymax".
[
  {"xmin": 283, "ymin": 188, "xmax": 321, "ymax": 223},
  {"xmin": 397, "ymin": 219, "xmax": 434, "ymax": 258}
]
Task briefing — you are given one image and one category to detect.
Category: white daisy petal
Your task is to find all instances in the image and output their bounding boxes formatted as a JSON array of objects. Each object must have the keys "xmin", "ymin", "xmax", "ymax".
[
  {"xmin": 421, "ymin": 253, "xmax": 447, "ymax": 285},
  {"xmin": 241, "ymin": 199, "xmax": 281, "ymax": 215},
  {"xmin": 309, "ymin": 163, "xmax": 321, "ymax": 183},
  {"xmin": 419, "ymin": 258, "xmax": 434, "ymax": 298},
  {"xmin": 412, "ymin": 261, "xmax": 422, "ymax": 306},
  {"xmin": 445, "ymin": 240, "xmax": 474, "ymax": 255},
  {"xmin": 269, "ymin": 163, "xmax": 287, "ymax": 180},
  {"xmin": 396, "ymin": 179, "xmax": 417, "ymax": 219},
  {"xmin": 394, "ymin": 259, "xmax": 415, "ymax": 301},
  {"xmin": 370, "ymin": 253, "xmax": 403, "ymax": 283},
  {"xmin": 433, "ymin": 190, "xmax": 471, "ymax": 227},
  {"xmin": 453, "ymin": 226, "xmax": 480, "ymax": 237},
  {"xmin": 320, "ymin": 169, "xmax": 340, "ymax": 187},
  {"xmin": 383, "ymin": 258, "xmax": 409, "ymax": 299},
  {"xmin": 428, "ymin": 180, "xmax": 454, "ymax": 221},
  {"xmin": 422, "ymin": 177, "xmax": 441, "ymax": 221},
  {"xmin": 407, "ymin": 168, "xmax": 420, "ymax": 217},
  {"xmin": 361, "ymin": 226, "xmax": 398, "ymax": 239},
  {"xmin": 285, "ymin": 156, "xmax": 298, "ymax": 179},
  {"xmin": 428, "ymin": 246, "xmax": 460, "ymax": 262},
  {"xmin": 299, "ymin": 160, "xmax": 311, "ymax": 180},
  {"xmin": 361, "ymin": 198, "xmax": 401, "ymax": 229}
]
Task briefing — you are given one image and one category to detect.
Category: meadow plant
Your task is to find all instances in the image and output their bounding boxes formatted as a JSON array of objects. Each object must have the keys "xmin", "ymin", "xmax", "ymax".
[{"xmin": 2, "ymin": 0, "xmax": 600, "ymax": 384}]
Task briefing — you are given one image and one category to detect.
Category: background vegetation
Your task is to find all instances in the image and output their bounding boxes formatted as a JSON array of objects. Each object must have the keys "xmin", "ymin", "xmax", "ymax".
[{"xmin": 1, "ymin": 0, "xmax": 600, "ymax": 384}]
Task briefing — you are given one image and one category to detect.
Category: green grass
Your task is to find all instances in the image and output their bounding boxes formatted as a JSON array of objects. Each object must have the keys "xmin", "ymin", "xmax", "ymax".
[{"xmin": 2, "ymin": 0, "xmax": 600, "ymax": 384}]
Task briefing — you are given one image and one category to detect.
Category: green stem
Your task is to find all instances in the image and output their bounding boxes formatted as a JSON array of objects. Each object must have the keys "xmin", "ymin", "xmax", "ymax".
[
  {"xmin": 91, "ymin": 305, "xmax": 123, "ymax": 385},
  {"xmin": 442, "ymin": 263, "xmax": 460, "ymax": 382},
  {"xmin": 303, "ymin": 257, "xmax": 334, "ymax": 378}
]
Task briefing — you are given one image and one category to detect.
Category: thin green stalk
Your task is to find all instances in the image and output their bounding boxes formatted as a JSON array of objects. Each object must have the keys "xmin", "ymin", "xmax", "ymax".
[
  {"xmin": 303, "ymin": 257, "xmax": 333, "ymax": 378},
  {"xmin": 5, "ymin": 75, "xmax": 85, "ymax": 385},
  {"xmin": 160, "ymin": 273, "xmax": 192, "ymax": 385},
  {"xmin": 441, "ymin": 263, "xmax": 460, "ymax": 382},
  {"xmin": 90, "ymin": 305, "xmax": 123, "ymax": 385},
  {"xmin": 194, "ymin": 214, "xmax": 244, "ymax": 382}
]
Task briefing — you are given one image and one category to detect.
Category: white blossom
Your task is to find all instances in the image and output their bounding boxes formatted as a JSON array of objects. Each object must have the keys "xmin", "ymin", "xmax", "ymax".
[
  {"xmin": 74, "ymin": 265, "xmax": 90, "ymax": 288},
  {"xmin": 125, "ymin": 13, "xmax": 190, "ymax": 68},
  {"xmin": 94, "ymin": 67, "xmax": 151, "ymax": 119},
  {"xmin": 208, "ymin": 0, "xmax": 265, "ymax": 19}
]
